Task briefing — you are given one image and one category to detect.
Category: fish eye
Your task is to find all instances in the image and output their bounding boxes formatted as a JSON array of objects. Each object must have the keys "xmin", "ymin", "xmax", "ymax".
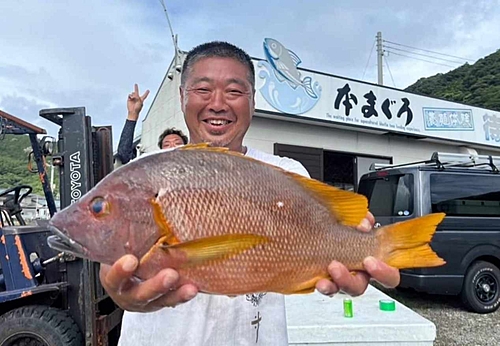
[{"xmin": 90, "ymin": 197, "xmax": 110, "ymax": 217}]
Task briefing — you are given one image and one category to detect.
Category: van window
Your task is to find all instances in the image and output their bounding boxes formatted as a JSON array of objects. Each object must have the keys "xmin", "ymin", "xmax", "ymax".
[
  {"xmin": 358, "ymin": 174, "xmax": 414, "ymax": 216},
  {"xmin": 431, "ymin": 174, "xmax": 500, "ymax": 217}
]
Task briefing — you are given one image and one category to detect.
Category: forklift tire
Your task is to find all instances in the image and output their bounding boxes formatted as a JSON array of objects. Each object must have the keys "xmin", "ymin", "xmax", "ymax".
[{"xmin": 0, "ymin": 305, "xmax": 83, "ymax": 346}]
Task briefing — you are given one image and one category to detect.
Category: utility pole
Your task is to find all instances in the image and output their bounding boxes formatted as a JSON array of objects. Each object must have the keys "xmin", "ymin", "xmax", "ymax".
[{"xmin": 376, "ymin": 31, "xmax": 383, "ymax": 85}]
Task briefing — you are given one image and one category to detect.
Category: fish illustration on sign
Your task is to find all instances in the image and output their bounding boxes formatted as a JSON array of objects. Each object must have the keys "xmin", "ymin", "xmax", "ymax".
[{"xmin": 263, "ymin": 38, "xmax": 318, "ymax": 99}]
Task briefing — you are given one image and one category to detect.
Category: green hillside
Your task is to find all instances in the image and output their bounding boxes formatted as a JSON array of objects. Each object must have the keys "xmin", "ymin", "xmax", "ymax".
[
  {"xmin": 405, "ymin": 49, "xmax": 500, "ymax": 111},
  {"xmin": 0, "ymin": 134, "xmax": 58, "ymax": 196}
]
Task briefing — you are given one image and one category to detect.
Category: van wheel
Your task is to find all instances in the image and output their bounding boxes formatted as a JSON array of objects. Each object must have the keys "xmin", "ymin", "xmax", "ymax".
[
  {"xmin": 461, "ymin": 261, "xmax": 500, "ymax": 314},
  {"xmin": 0, "ymin": 305, "xmax": 83, "ymax": 346}
]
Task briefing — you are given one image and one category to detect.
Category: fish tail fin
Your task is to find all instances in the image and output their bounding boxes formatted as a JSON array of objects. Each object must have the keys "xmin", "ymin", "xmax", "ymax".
[
  {"xmin": 302, "ymin": 77, "xmax": 317, "ymax": 98},
  {"xmin": 377, "ymin": 213, "xmax": 446, "ymax": 269}
]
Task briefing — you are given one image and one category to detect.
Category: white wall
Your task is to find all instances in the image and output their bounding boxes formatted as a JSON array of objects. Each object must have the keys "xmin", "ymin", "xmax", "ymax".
[
  {"xmin": 141, "ymin": 60, "xmax": 188, "ymax": 153},
  {"xmin": 244, "ymin": 116, "xmax": 500, "ymax": 164}
]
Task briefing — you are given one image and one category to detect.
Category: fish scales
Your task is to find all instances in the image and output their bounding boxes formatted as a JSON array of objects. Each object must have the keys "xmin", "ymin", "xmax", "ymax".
[
  {"xmin": 149, "ymin": 149, "xmax": 378, "ymax": 294},
  {"xmin": 47, "ymin": 144, "xmax": 446, "ymax": 296}
]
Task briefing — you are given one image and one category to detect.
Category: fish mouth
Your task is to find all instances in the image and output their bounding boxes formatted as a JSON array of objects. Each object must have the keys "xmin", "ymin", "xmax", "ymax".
[{"xmin": 47, "ymin": 225, "xmax": 88, "ymax": 258}]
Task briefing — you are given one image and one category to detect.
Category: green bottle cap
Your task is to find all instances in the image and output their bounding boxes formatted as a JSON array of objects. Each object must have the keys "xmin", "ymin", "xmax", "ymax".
[{"xmin": 379, "ymin": 299, "xmax": 396, "ymax": 311}]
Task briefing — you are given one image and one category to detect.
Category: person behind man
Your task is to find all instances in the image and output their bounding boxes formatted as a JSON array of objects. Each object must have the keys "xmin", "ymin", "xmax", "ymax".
[
  {"xmin": 157, "ymin": 127, "xmax": 188, "ymax": 149},
  {"xmin": 115, "ymin": 84, "xmax": 188, "ymax": 165},
  {"xmin": 100, "ymin": 41, "xmax": 400, "ymax": 345}
]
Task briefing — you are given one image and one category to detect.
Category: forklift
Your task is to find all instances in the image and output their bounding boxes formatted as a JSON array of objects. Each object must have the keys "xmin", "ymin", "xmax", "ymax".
[{"xmin": 0, "ymin": 107, "xmax": 122, "ymax": 346}]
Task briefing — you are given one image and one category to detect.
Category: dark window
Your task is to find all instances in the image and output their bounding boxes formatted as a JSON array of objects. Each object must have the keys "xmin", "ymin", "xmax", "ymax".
[
  {"xmin": 431, "ymin": 174, "xmax": 500, "ymax": 217},
  {"xmin": 358, "ymin": 174, "xmax": 414, "ymax": 216}
]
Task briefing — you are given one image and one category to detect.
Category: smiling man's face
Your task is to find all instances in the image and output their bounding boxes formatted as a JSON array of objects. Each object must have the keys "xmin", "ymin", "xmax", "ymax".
[{"xmin": 180, "ymin": 57, "xmax": 255, "ymax": 153}]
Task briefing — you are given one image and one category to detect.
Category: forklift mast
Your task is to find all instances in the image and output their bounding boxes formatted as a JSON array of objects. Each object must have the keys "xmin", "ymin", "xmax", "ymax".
[
  {"xmin": 40, "ymin": 107, "xmax": 122, "ymax": 346},
  {"xmin": 0, "ymin": 109, "xmax": 57, "ymax": 217}
]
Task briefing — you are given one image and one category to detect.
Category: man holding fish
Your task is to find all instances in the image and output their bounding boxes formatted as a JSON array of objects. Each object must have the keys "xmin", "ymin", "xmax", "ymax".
[{"xmin": 93, "ymin": 41, "xmax": 402, "ymax": 345}]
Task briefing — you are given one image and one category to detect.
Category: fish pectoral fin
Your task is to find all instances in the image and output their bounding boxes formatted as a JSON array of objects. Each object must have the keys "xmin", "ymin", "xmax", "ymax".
[
  {"xmin": 162, "ymin": 234, "xmax": 269, "ymax": 267},
  {"xmin": 288, "ymin": 49, "xmax": 302, "ymax": 66},
  {"xmin": 282, "ymin": 170, "xmax": 368, "ymax": 227},
  {"xmin": 280, "ymin": 274, "xmax": 330, "ymax": 295},
  {"xmin": 149, "ymin": 197, "xmax": 181, "ymax": 245}
]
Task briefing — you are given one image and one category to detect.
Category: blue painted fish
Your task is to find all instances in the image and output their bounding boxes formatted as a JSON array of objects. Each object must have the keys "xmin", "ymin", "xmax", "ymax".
[{"xmin": 263, "ymin": 38, "xmax": 318, "ymax": 99}]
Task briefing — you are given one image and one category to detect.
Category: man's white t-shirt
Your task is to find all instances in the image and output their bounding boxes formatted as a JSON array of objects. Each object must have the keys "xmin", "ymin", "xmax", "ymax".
[{"xmin": 118, "ymin": 147, "xmax": 310, "ymax": 346}]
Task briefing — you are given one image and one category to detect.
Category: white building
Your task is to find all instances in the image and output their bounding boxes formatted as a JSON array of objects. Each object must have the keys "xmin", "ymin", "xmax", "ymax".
[{"xmin": 140, "ymin": 38, "xmax": 500, "ymax": 190}]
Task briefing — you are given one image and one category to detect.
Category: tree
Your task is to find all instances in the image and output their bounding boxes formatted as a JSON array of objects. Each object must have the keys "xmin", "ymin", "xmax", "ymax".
[{"xmin": 0, "ymin": 134, "xmax": 59, "ymax": 196}]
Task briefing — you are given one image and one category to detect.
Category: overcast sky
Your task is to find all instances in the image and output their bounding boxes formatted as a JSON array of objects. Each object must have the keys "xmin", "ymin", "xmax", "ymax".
[{"xmin": 1, "ymin": 0, "xmax": 499, "ymax": 147}]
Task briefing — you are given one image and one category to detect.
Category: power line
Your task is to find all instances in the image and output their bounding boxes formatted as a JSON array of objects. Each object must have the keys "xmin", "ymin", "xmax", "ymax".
[
  {"xmin": 362, "ymin": 39, "xmax": 376, "ymax": 81},
  {"xmin": 383, "ymin": 39, "xmax": 474, "ymax": 62},
  {"xmin": 385, "ymin": 50, "xmax": 457, "ymax": 68},
  {"xmin": 384, "ymin": 55, "xmax": 397, "ymax": 88},
  {"xmin": 383, "ymin": 45, "xmax": 465, "ymax": 65}
]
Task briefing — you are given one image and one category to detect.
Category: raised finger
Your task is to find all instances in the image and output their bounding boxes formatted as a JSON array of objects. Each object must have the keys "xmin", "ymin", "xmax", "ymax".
[
  {"xmin": 134, "ymin": 83, "xmax": 139, "ymax": 95},
  {"xmin": 141, "ymin": 89, "xmax": 150, "ymax": 101},
  {"xmin": 327, "ymin": 261, "xmax": 370, "ymax": 297}
]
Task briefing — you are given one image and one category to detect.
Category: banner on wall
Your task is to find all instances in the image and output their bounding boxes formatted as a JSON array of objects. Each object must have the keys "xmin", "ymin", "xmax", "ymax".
[{"xmin": 254, "ymin": 38, "xmax": 500, "ymax": 148}]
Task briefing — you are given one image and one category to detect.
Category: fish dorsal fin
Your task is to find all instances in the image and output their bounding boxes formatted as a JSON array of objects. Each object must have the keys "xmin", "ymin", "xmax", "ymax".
[
  {"xmin": 179, "ymin": 143, "xmax": 211, "ymax": 150},
  {"xmin": 177, "ymin": 142, "xmax": 222, "ymax": 151},
  {"xmin": 283, "ymin": 170, "xmax": 368, "ymax": 227},
  {"xmin": 177, "ymin": 143, "xmax": 252, "ymax": 159},
  {"xmin": 162, "ymin": 234, "xmax": 269, "ymax": 267},
  {"xmin": 288, "ymin": 49, "xmax": 301, "ymax": 66}
]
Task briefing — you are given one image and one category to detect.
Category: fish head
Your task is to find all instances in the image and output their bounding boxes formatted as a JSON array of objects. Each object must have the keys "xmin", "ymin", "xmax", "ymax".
[
  {"xmin": 47, "ymin": 173, "xmax": 159, "ymax": 265},
  {"xmin": 264, "ymin": 38, "xmax": 283, "ymax": 60}
]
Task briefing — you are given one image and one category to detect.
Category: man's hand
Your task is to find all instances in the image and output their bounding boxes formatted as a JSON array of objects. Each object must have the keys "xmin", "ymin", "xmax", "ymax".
[
  {"xmin": 315, "ymin": 211, "xmax": 400, "ymax": 297},
  {"xmin": 99, "ymin": 255, "xmax": 198, "ymax": 312},
  {"xmin": 127, "ymin": 84, "xmax": 150, "ymax": 121}
]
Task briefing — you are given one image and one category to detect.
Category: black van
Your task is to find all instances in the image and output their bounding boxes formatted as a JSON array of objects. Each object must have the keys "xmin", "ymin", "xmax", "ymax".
[{"xmin": 357, "ymin": 152, "xmax": 500, "ymax": 314}]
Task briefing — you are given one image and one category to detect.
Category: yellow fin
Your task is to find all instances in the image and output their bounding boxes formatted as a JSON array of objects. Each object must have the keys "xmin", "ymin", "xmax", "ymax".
[
  {"xmin": 280, "ymin": 274, "xmax": 330, "ymax": 295},
  {"xmin": 162, "ymin": 234, "xmax": 269, "ymax": 267},
  {"xmin": 377, "ymin": 213, "xmax": 447, "ymax": 269},
  {"xmin": 178, "ymin": 142, "xmax": 212, "ymax": 150},
  {"xmin": 149, "ymin": 197, "xmax": 180, "ymax": 245},
  {"xmin": 178, "ymin": 142, "xmax": 234, "ymax": 153},
  {"xmin": 283, "ymin": 171, "xmax": 368, "ymax": 227}
]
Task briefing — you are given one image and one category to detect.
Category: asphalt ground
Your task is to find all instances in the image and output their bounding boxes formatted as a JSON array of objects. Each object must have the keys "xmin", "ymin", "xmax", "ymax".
[{"xmin": 372, "ymin": 283, "xmax": 500, "ymax": 346}]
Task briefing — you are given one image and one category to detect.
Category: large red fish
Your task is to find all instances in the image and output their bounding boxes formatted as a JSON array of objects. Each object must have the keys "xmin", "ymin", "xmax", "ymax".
[{"xmin": 48, "ymin": 144, "xmax": 446, "ymax": 295}]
